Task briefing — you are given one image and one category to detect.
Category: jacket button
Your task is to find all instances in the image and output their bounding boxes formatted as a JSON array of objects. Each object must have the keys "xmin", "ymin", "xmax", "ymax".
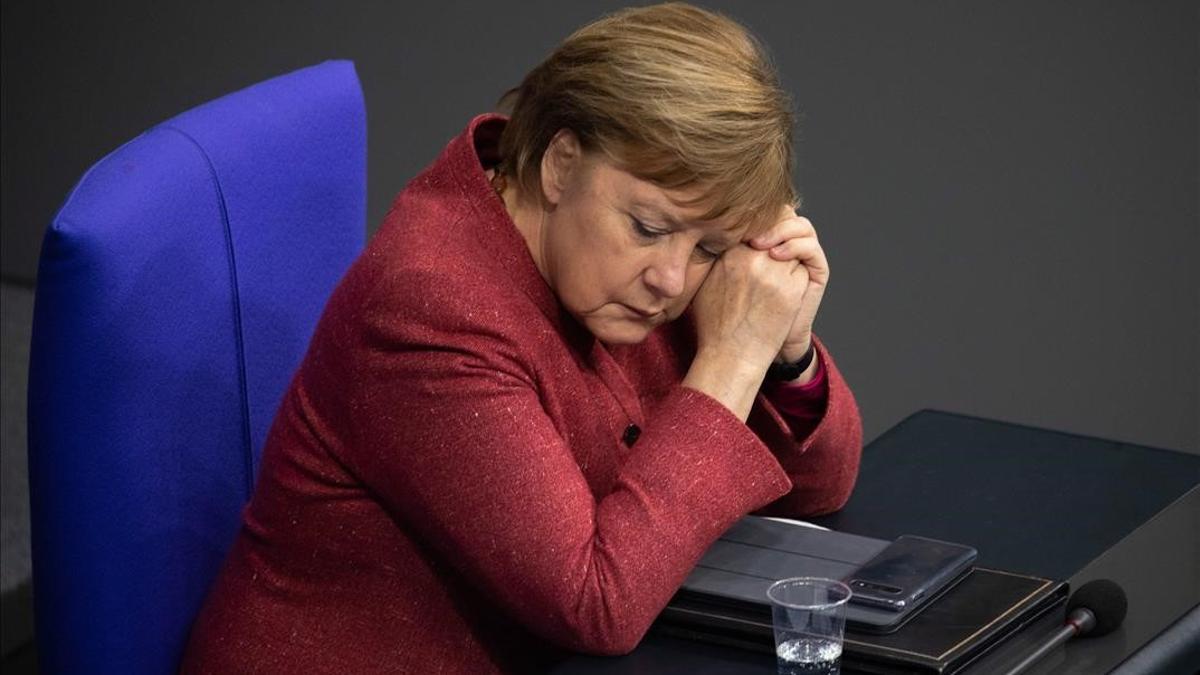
[{"xmin": 622, "ymin": 424, "xmax": 641, "ymax": 448}]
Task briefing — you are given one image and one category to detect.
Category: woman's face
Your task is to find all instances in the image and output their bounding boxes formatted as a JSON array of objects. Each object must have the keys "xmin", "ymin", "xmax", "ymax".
[{"xmin": 532, "ymin": 132, "xmax": 745, "ymax": 344}]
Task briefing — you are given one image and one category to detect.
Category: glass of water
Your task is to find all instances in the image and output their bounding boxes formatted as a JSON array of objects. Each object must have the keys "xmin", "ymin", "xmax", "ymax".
[{"xmin": 766, "ymin": 577, "xmax": 852, "ymax": 675}]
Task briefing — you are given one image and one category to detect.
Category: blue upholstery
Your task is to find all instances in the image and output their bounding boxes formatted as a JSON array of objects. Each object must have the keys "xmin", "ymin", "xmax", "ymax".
[{"xmin": 26, "ymin": 61, "xmax": 366, "ymax": 673}]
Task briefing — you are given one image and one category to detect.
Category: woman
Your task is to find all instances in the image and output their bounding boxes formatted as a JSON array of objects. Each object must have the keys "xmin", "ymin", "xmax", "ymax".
[{"xmin": 184, "ymin": 3, "xmax": 861, "ymax": 673}]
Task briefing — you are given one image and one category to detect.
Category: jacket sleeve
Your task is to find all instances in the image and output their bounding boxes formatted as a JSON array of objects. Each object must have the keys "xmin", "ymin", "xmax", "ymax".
[
  {"xmin": 748, "ymin": 336, "xmax": 864, "ymax": 517},
  {"xmin": 305, "ymin": 270, "xmax": 793, "ymax": 656}
]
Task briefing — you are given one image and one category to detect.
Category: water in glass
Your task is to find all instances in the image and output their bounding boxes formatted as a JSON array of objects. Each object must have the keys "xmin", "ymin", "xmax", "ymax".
[{"xmin": 775, "ymin": 636, "xmax": 842, "ymax": 675}]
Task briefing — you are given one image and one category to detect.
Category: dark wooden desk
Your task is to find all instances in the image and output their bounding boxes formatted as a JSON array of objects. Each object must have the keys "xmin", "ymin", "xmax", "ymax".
[{"xmin": 554, "ymin": 410, "xmax": 1200, "ymax": 674}]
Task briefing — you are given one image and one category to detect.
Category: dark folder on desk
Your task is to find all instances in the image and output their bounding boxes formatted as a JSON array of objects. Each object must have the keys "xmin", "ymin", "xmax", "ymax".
[{"xmin": 658, "ymin": 517, "xmax": 1067, "ymax": 674}]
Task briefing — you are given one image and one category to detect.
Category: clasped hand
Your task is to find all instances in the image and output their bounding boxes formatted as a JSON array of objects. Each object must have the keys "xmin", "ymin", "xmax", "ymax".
[{"xmin": 690, "ymin": 206, "xmax": 829, "ymax": 368}]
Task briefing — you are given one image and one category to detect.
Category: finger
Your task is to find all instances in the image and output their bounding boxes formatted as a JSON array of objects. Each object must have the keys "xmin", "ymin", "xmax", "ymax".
[
  {"xmin": 750, "ymin": 215, "xmax": 817, "ymax": 249},
  {"xmin": 766, "ymin": 235, "xmax": 823, "ymax": 265},
  {"xmin": 769, "ymin": 237, "xmax": 829, "ymax": 285}
]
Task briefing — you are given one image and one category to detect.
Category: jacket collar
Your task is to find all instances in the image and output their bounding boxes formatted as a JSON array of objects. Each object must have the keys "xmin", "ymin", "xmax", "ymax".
[{"xmin": 443, "ymin": 114, "xmax": 589, "ymax": 346}]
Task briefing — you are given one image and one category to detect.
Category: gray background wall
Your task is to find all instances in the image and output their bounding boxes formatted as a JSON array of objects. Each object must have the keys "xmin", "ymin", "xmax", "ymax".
[
  {"xmin": 0, "ymin": 0, "xmax": 1197, "ymax": 666},
  {"xmin": 4, "ymin": 0, "xmax": 1197, "ymax": 452}
]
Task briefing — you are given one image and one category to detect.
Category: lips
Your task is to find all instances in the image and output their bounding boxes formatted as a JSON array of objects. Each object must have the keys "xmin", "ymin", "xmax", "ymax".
[{"xmin": 624, "ymin": 304, "xmax": 664, "ymax": 318}]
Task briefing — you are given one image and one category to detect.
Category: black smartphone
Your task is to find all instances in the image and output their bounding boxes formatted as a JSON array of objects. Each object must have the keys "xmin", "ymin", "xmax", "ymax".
[{"xmin": 844, "ymin": 535, "xmax": 978, "ymax": 612}]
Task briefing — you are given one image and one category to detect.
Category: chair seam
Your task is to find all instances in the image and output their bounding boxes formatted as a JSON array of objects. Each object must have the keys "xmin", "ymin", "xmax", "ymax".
[{"xmin": 156, "ymin": 124, "xmax": 256, "ymax": 500}]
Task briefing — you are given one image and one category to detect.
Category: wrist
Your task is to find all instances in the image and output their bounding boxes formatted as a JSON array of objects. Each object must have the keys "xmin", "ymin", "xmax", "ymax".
[
  {"xmin": 684, "ymin": 346, "xmax": 774, "ymax": 421},
  {"xmin": 766, "ymin": 341, "xmax": 817, "ymax": 384},
  {"xmin": 786, "ymin": 352, "xmax": 820, "ymax": 386},
  {"xmin": 778, "ymin": 337, "xmax": 813, "ymax": 364}
]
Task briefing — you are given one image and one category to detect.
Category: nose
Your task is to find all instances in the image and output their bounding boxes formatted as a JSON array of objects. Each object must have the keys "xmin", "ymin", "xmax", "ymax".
[{"xmin": 643, "ymin": 245, "xmax": 689, "ymax": 299}]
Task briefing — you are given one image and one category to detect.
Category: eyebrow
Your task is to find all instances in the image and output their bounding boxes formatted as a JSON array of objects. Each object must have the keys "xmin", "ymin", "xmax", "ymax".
[{"xmin": 631, "ymin": 201, "xmax": 682, "ymax": 229}]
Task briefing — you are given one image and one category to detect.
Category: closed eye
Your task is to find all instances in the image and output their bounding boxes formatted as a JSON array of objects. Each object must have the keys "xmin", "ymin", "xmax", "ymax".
[
  {"xmin": 632, "ymin": 216, "xmax": 722, "ymax": 263},
  {"xmin": 692, "ymin": 245, "xmax": 721, "ymax": 262},
  {"xmin": 632, "ymin": 217, "xmax": 668, "ymax": 239}
]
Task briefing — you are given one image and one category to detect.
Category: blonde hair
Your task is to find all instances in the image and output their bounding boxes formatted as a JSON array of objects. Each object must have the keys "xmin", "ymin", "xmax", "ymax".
[{"xmin": 498, "ymin": 2, "xmax": 797, "ymax": 233}]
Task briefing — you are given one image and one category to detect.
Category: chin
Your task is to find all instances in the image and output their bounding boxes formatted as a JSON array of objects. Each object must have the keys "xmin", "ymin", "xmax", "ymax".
[{"xmin": 585, "ymin": 317, "xmax": 656, "ymax": 345}]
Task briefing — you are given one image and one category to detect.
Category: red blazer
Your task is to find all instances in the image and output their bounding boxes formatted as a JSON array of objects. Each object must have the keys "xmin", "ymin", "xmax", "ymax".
[{"xmin": 183, "ymin": 115, "xmax": 862, "ymax": 674}]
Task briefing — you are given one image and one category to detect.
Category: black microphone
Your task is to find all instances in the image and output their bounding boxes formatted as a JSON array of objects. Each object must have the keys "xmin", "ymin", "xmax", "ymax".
[{"xmin": 1003, "ymin": 579, "xmax": 1128, "ymax": 675}]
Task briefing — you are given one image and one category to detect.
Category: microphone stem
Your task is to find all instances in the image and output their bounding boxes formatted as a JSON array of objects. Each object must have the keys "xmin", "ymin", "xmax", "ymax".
[{"xmin": 1002, "ymin": 623, "xmax": 1077, "ymax": 675}]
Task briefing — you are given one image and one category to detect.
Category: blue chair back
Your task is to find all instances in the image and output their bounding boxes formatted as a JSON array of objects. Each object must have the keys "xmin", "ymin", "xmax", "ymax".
[{"xmin": 26, "ymin": 60, "xmax": 366, "ymax": 673}]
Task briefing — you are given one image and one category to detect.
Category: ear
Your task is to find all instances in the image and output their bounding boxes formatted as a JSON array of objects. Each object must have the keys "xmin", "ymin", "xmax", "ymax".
[{"xmin": 540, "ymin": 129, "xmax": 583, "ymax": 207}]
